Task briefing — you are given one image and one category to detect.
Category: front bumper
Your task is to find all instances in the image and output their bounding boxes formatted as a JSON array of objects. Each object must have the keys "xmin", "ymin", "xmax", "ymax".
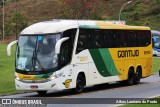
[
  {"xmin": 153, "ymin": 51, "xmax": 160, "ymax": 56},
  {"xmin": 15, "ymin": 78, "xmax": 63, "ymax": 91}
]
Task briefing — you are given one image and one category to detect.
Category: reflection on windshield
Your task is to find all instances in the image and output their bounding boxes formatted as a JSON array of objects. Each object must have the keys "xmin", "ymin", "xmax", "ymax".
[{"xmin": 16, "ymin": 34, "xmax": 61, "ymax": 71}]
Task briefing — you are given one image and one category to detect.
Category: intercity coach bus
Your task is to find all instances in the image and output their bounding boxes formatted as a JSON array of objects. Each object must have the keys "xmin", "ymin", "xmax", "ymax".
[{"xmin": 7, "ymin": 20, "xmax": 152, "ymax": 95}]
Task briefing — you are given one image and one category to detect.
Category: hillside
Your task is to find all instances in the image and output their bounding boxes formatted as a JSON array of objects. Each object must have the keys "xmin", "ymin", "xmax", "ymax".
[
  {"xmin": 5, "ymin": 0, "xmax": 131, "ymax": 23},
  {"xmin": 1, "ymin": 0, "xmax": 61, "ymax": 24},
  {"xmin": 0, "ymin": 0, "xmax": 160, "ymax": 38}
]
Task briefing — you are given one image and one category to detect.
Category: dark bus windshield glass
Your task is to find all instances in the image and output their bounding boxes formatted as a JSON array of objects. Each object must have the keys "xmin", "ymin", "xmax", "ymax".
[{"xmin": 16, "ymin": 34, "xmax": 61, "ymax": 72}]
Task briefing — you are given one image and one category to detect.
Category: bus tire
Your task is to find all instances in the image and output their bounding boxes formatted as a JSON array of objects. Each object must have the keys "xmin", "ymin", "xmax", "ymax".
[
  {"xmin": 37, "ymin": 91, "xmax": 47, "ymax": 95},
  {"xmin": 134, "ymin": 68, "xmax": 142, "ymax": 84},
  {"xmin": 74, "ymin": 74, "xmax": 85, "ymax": 94},
  {"xmin": 127, "ymin": 68, "xmax": 134, "ymax": 86}
]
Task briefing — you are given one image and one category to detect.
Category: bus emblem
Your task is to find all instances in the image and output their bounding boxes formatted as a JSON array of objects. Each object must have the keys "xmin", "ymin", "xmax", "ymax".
[{"xmin": 64, "ymin": 79, "xmax": 72, "ymax": 88}]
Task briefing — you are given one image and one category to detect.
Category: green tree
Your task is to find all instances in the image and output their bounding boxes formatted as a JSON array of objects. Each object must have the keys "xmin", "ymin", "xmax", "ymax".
[
  {"xmin": 58, "ymin": 0, "xmax": 106, "ymax": 19},
  {"xmin": 5, "ymin": 12, "xmax": 28, "ymax": 36}
]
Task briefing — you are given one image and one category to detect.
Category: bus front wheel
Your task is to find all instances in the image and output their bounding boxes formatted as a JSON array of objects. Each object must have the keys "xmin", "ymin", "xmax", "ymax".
[{"xmin": 74, "ymin": 74, "xmax": 85, "ymax": 94}]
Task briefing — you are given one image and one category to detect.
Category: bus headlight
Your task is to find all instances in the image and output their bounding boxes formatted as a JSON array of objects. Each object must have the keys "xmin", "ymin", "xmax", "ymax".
[
  {"xmin": 15, "ymin": 73, "xmax": 21, "ymax": 81},
  {"xmin": 49, "ymin": 72, "xmax": 63, "ymax": 80}
]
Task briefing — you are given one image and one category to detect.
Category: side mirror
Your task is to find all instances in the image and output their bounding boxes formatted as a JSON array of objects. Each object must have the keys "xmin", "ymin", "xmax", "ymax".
[
  {"xmin": 7, "ymin": 40, "xmax": 18, "ymax": 56},
  {"xmin": 55, "ymin": 37, "xmax": 69, "ymax": 54}
]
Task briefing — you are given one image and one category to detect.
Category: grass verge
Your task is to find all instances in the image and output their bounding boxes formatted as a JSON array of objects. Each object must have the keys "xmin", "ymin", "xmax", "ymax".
[
  {"xmin": 0, "ymin": 43, "xmax": 27, "ymax": 95},
  {"xmin": 152, "ymin": 57, "xmax": 160, "ymax": 73}
]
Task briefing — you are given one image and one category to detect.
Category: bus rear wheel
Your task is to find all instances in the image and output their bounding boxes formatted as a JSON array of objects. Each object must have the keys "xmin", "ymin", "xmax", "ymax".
[
  {"xmin": 74, "ymin": 74, "xmax": 85, "ymax": 94},
  {"xmin": 127, "ymin": 68, "xmax": 134, "ymax": 86},
  {"xmin": 134, "ymin": 68, "xmax": 142, "ymax": 84},
  {"xmin": 37, "ymin": 91, "xmax": 47, "ymax": 95}
]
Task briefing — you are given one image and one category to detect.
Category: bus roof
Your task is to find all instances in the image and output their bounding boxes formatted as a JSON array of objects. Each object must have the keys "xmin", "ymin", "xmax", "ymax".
[
  {"xmin": 21, "ymin": 20, "xmax": 150, "ymax": 35},
  {"xmin": 151, "ymin": 30, "xmax": 160, "ymax": 36}
]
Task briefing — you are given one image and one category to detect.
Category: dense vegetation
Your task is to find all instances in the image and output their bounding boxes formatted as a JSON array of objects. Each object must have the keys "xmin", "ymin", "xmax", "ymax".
[{"xmin": 0, "ymin": 0, "xmax": 160, "ymax": 39}]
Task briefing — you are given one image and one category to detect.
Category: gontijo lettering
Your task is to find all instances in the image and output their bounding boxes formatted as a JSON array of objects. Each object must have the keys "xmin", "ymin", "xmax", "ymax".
[{"xmin": 118, "ymin": 50, "xmax": 139, "ymax": 58}]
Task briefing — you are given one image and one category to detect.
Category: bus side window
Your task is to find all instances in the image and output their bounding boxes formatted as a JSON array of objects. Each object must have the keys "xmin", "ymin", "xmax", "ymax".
[
  {"xmin": 120, "ymin": 30, "xmax": 126, "ymax": 47},
  {"xmin": 61, "ymin": 29, "xmax": 77, "ymax": 66},
  {"xmin": 111, "ymin": 32, "xmax": 115, "ymax": 47},
  {"xmin": 145, "ymin": 31, "xmax": 151, "ymax": 46},
  {"xmin": 110, "ymin": 30, "xmax": 119, "ymax": 48},
  {"xmin": 91, "ymin": 30, "xmax": 103, "ymax": 48},
  {"xmin": 103, "ymin": 30, "xmax": 113, "ymax": 48},
  {"xmin": 60, "ymin": 41, "xmax": 69, "ymax": 66},
  {"xmin": 138, "ymin": 31, "xmax": 144, "ymax": 46},
  {"xmin": 137, "ymin": 31, "xmax": 141, "ymax": 46},
  {"xmin": 115, "ymin": 31, "xmax": 122, "ymax": 47},
  {"xmin": 115, "ymin": 30, "xmax": 123, "ymax": 47},
  {"xmin": 63, "ymin": 29, "xmax": 77, "ymax": 45},
  {"xmin": 129, "ymin": 31, "xmax": 136, "ymax": 47},
  {"xmin": 76, "ymin": 29, "xmax": 90, "ymax": 54}
]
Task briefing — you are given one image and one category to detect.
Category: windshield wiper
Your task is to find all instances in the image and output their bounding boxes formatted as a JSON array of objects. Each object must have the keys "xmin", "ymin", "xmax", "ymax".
[
  {"xmin": 32, "ymin": 39, "xmax": 44, "ymax": 71},
  {"xmin": 32, "ymin": 49, "xmax": 36, "ymax": 71}
]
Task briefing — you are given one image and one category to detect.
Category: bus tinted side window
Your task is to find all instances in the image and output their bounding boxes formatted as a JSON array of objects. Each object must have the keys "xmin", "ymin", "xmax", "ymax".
[
  {"xmin": 61, "ymin": 29, "xmax": 77, "ymax": 66},
  {"xmin": 122, "ymin": 31, "xmax": 126, "ymax": 47},
  {"xmin": 114, "ymin": 30, "xmax": 123, "ymax": 47},
  {"xmin": 129, "ymin": 31, "xmax": 137, "ymax": 47},
  {"xmin": 103, "ymin": 30, "xmax": 123, "ymax": 48},
  {"xmin": 123, "ymin": 30, "xmax": 150, "ymax": 47},
  {"xmin": 137, "ymin": 30, "xmax": 151, "ymax": 47},
  {"xmin": 90, "ymin": 30, "xmax": 103, "ymax": 48},
  {"xmin": 103, "ymin": 30, "xmax": 115, "ymax": 48},
  {"xmin": 76, "ymin": 29, "xmax": 90, "ymax": 53},
  {"xmin": 76, "ymin": 29, "xmax": 151, "ymax": 52},
  {"xmin": 145, "ymin": 30, "xmax": 151, "ymax": 46}
]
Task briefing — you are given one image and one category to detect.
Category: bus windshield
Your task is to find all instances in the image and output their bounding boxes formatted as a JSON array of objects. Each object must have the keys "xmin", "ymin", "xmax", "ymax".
[
  {"xmin": 16, "ymin": 34, "xmax": 61, "ymax": 72},
  {"xmin": 153, "ymin": 35, "xmax": 160, "ymax": 49}
]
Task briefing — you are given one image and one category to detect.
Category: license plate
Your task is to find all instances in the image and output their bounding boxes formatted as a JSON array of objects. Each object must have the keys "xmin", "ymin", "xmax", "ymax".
[{"xmin": 30, "ymin": 85, "xmax": 38, "ymax": 89}]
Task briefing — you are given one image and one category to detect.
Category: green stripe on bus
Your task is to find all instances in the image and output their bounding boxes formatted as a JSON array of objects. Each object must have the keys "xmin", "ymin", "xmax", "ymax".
[
  {"xmin": 89, "ymin": 49, "xmax": 120, "ymax": 77},
  {"xmin": 79, "ymin": 25, "xmax": 100, "ymax": 29},
  {"xmin": 99, "ymin": 49, "xmax": 120, "ymax": 76},
  {"xmin": 89, "ymin": 49, "xmax": 112, "ymax": 77}
]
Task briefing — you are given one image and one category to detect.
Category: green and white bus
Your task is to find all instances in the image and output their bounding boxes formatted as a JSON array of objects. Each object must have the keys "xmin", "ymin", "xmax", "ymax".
[{"xmin": 7, "ymin": 20, "xmax": 152, "ymax": 95}]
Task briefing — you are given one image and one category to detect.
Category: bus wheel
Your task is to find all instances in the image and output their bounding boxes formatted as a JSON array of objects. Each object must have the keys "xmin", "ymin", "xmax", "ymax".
[
  {"xmin": 127, "ymin": 68, "xmax": 134, "ymax": 86},
  {"xmin": 134, "ymin": 68, "xmax": 142, "ymax": 84},
  {"xmin": 37, "ymin": 91, "xmax": 47, "ymax": 95},
  {"xmin": 74, "ymin": 74, "xmax": 85, "ymax": 94}
]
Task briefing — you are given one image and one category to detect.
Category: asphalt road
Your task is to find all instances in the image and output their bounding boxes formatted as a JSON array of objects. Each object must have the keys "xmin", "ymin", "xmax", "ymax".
[{"xmin": 1, "ymin": 73, "xmax": 160, "ymax": 107}]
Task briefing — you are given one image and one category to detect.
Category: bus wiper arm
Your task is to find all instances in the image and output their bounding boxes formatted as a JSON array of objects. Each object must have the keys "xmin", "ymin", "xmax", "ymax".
[
  {"xmin": 32, "ymin": 46, "xmax": 44, "ymax": 71},
  {"xmin": 32, "ymin": 49, "xmax": 37, "ymax": 71}
]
